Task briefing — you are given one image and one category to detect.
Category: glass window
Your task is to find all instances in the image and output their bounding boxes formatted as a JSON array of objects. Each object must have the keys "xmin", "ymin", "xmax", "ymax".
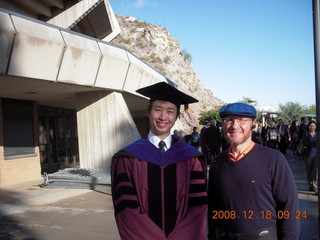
[{"xmin": 3, "ymin": 98, "xmax": 36, "ymax": 159}]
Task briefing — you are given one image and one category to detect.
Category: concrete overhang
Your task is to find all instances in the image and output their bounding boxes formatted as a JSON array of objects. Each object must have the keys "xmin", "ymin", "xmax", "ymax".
[
  {"xmin": 0, "ymin": 0, "xmax": 120, "ymax": 42},
  {"xmin": 48, "ymin": 0, "xmax": 121, "ymax": 42},
  {"xmin": 0, "ymin": 76, "xmax": 150, "ymax": 118},
  {"xmin": 0, "ymin": 8, "xmax": 175, "ymax": 118}
]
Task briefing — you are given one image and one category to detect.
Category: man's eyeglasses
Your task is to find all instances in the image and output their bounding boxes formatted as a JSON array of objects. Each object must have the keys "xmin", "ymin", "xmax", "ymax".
[{"xmin": 222, "ymin": 117, "xmax": 253, "ymax": 125}]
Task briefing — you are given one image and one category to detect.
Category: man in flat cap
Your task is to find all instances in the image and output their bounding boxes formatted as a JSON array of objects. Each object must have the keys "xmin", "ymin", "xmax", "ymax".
[
  {"xmin": 207, "ymin": 102, "xmax": 299, "ymax": 240},
  {"xmin": 111, "ymin": 82, "xmax": 207, "ymax": 240}
]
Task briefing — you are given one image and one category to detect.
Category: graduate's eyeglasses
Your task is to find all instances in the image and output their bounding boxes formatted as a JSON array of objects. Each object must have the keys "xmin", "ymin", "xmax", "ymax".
[{"xmin": 223, "ymin": 117, "xmax": 252, "ymax": 125}]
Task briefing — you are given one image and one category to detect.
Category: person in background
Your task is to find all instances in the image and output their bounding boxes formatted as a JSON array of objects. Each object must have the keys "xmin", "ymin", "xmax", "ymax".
[
  {"xmin": 204, "ymin": 119, "xmax": 222, "ymax": 165},
  {"xmin": 200, "ymin": 120, "xmax": 211, "ymax": 163},
  {"xmin": 296, "ymin": 117, "xmax": 308, "ymax": 159},
  {"xmin": 260, "ymin": 121, "xmax": 269, "ymax": 146},
  {"xmin": 190, "ymin": 126, "xmax": 200, "ymax": 149},
  {"xmin": 301, "ymin": 120, "xmax": 318, "ymax": 193},
  {"xmin": 266, "ymin": 121, "xmax": 280, "ymax": 150},
  {"xmin": 251, "ymin": 124, "xmax": 262, "ymax": 144},
  {"xmin": 173, "ymin": 129, "xmax": 182, "ymax": 141},
  {"xmin": 289, "ymin": 120, "xmax": 299, "ymax": 156},
  {"xmin": 111, "ymin": 82, "xmax": 208, "ymax": 240},
  {"xmin": 184, "ymin": 133, "xmax": 193, "ymax": 145},
  {"xmin": 208, "ymin": 102, "xmax": 299, "ymax": 240},
  {"xmin": 178, "ymin": 130, "xmax": 187, "ymax": 142},
  {"xmin": 299, "ymin": 117, "xmax": 308, "ymax": 141},
  {"xmin": 277, "ymin": 119, "xmax": 290, "ymax": 155}
]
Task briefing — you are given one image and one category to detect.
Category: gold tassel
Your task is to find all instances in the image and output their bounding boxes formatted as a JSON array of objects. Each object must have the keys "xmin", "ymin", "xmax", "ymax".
[{"xmin": 184, "ymin": 104, "xmax": 189, "ymax": 111}]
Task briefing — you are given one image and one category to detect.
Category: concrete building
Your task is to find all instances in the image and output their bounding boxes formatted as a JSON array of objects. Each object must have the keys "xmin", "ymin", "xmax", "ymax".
[{"xmin": 0, "ymin": 0, "xmax": 180, "ymax": 186}]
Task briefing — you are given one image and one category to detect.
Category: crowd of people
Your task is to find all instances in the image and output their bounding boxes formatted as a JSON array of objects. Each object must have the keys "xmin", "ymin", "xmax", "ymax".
[
  {"xmin": 193, "ymin": 116, "xmax": 312, "ymax": 160},
  {"xmin": 184, "ymin": 116, "xmax": 318, "ymax": 194},
  {"xmin": 110, "ymin": 81, "xmax": 314, "ymax": 240},
  {"xmin": 249, "ymin": 117, "xmax": 317, "ymax": 194}
]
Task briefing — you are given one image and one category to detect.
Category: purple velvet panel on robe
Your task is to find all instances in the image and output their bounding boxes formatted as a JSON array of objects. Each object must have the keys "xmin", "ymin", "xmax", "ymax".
[{"xmin": 122, "ymin": 138, "xmax": 201, "ymax": 166}]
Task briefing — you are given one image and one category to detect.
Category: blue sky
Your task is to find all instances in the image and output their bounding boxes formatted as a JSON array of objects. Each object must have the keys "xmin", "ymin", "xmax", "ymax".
[{"xmin": 109, "ymin": 0, "xmax": 316, "ymax": 111}]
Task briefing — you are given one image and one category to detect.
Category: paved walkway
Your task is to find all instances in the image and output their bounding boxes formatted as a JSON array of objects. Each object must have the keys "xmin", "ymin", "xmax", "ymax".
[
  {"xmin": 286, "ymin": 150, "xmax": 319, "ymax": 240},
  {"xmin": 0, "ymin": 149, "xmax": 318, "ymax": 240},
  {"xmin": 0, "ymin": 181, "xmax": 120, "ymax": 240}
]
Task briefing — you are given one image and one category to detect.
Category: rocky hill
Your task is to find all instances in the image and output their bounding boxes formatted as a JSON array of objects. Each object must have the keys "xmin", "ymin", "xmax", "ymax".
[{"xmin": 111, "ymin": 15, "xmax": 223, "ymax": 133}]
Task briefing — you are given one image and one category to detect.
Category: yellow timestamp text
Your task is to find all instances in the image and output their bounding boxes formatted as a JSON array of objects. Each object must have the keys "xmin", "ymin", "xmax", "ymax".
[{"xmin": 211, "ymin": 210, "xmax": 307, "ymax": 220}]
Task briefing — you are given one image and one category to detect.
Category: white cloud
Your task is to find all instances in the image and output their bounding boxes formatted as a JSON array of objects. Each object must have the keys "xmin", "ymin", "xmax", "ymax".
[
  {"xmin": 133, "ymin": 0, "xmax": 148, "ymax": 8},
  {"xmin": 259, "ymin": 105, "xmax": 279, "ymax": 112}
]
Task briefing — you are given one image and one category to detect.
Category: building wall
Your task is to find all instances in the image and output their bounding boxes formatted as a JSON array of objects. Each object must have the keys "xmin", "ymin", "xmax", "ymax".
[
  {"xmin": 76, "ymin": 91, "xmax": 141, "ymax": 170},
  {"xmin": 134, "ymin": 117, "xmax": 149, "ymax": 139},
  {"xmin": 0, "ymin": 155, "xmax": 41, "ymax": 186},
  {"xmin": 0, "ymin": 3, "xmax": 171, "ymax": 186},
  {"xmin": 0, "ymin": 99, "xmax": 41, "ymax": 186},
  {"xmin": 0, "ymin": 90, "xmax": 145, "ymax": 186}
]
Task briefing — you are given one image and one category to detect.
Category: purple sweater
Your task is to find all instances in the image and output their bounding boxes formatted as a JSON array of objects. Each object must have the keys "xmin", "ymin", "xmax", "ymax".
[{"xmin": 208, "ymin": 144, "xmax": 300, "ymax": 239}]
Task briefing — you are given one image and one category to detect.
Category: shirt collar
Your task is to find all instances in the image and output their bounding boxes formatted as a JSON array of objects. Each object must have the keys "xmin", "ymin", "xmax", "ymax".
[
  {"xmin": 148, "ymin": 130, "xmax": 172, "ymax": 151},
  {"xmin": 228, "ymin": 141, "xmax": 256, "ymax": 162}
]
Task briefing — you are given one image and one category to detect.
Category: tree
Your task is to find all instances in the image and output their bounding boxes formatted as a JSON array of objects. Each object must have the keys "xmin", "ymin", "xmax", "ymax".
[
  {"xmin": 180, "ymin": 48, "xmax": 192, "ymax": 64},
  {"xmin": 198, "ymin": 106, "xmax": 222, "ymax": 125},
  {"xmin": 239, "ymin": 97, "xmax": 258, "ymax": 107},
  {"xmin": 302, "ymin": 104, "xmax": 316, "ymax": 115},
  {"xmin": 278, "ymin": 102, "xmax": 304, "ymax": 123}
]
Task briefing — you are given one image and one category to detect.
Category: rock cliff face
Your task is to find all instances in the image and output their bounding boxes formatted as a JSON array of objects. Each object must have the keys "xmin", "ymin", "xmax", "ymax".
[{"xmin": 111, "ymin": 15, "xmax": 223, "ymax": 133}]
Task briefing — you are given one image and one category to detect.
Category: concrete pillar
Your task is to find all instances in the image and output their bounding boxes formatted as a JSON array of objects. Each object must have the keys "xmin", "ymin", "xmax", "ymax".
[{"xmin": 76, "ymin": 91, "xmax": 140, "ymax": 170}]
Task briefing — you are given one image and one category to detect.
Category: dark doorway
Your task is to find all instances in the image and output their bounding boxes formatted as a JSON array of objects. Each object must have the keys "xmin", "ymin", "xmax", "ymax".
[{"xmin": 38, "ymin": 106, "xmax": 79, "ymax": 173}]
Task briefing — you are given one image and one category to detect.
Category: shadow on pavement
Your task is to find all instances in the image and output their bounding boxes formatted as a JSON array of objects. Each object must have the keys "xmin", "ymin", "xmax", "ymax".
[{"xmin": 0, "ymin": 188, "xmax": 39, "ymax": 240}]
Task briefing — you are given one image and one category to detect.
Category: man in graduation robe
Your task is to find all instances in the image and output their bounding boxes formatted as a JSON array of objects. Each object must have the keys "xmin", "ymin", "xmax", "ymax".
[{"xmin": 111, "ymin": 82, "xmax": 208, "ymax": 240}]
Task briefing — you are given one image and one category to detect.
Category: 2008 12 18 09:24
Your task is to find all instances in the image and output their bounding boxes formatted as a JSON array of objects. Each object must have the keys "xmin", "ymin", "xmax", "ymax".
[{"xmin": 212, "ymin": 210, "xmax": 307, "ymax": 220}]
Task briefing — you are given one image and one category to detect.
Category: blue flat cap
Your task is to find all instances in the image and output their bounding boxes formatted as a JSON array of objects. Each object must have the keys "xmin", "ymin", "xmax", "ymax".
[{"xmin": 219, "ymin": 102, "xmax": 256, "ymax": 118}]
